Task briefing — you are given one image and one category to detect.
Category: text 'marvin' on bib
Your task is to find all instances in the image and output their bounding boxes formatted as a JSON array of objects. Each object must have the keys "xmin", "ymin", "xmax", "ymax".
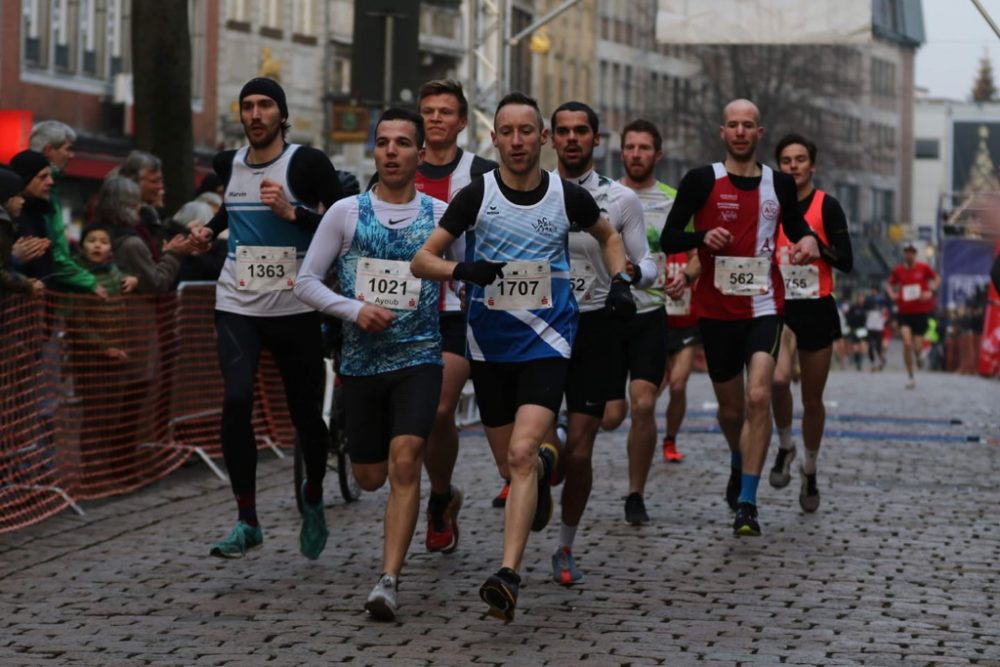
[
  {"xmin": 714, "ymin": 256, "xmax": 770, "ymax": 296},
  {"xmin": 780, "ymin": 264, "xmax": 820, "ymax": 299},
  {"xmin": 236, "ymin": 245, "xmax": 297, "ymax": 291},
  {"xmin": 901, "ymin": 284, "xmax": 921, "ymax": 302},
  {"xmin": 484, "ymin": 260, "xmax": 553, "ymax": 310},
  {"xmin": 355, "ymin": 257, "xmax": 422, "ymax": 310},
  {"xmin": 570, "ymin": 261, "xmax": 598, "ymax": 304}
]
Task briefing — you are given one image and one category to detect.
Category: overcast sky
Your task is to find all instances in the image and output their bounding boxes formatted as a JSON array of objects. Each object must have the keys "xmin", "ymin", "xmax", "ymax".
[{"xmin": 916, "ymin": 0, "xmax": 1000, "ymax": 100}]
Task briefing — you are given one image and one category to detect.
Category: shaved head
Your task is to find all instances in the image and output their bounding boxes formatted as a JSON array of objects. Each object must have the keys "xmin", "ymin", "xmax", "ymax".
[{"xmin": 722, "ymin": 99, "xmax": 760, "ymax": 125}]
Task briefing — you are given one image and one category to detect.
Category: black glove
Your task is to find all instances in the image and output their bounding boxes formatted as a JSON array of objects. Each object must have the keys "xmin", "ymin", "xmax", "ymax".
[
  {"xmin": 453, "ymin": 260, "xmax": 506, "ymax": 287},
  {"xmin": 630, "ymin": 263, "xmax": 642, "ymax": 286},
  {"xmin": 606, "ymin": 274, "xmax": 637, "ymax": 321}
]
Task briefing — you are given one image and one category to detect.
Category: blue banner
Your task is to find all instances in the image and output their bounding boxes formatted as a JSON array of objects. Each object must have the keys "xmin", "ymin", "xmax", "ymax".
[{"xmin": 941, "ymin": 238, "xmax": 993, "ymax": 309}]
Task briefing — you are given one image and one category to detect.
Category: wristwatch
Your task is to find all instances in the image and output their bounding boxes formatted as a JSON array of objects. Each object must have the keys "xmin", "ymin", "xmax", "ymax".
[{"xmin": 613, "ymin": 271, "xmax": 632, "ymax": 284}]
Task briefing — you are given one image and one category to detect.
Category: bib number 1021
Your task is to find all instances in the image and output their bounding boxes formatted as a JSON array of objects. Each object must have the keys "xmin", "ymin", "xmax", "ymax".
[{"xmin": 367, "ymin": 277, "xmax": 408, "ymax": 295}]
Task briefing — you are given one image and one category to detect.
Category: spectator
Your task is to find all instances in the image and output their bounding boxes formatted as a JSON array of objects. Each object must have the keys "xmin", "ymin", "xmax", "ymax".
[
  {"xmin": 196, "ymin": 191, "xmax": 223, "ymax": 215},
  {"xmin": 9, "ymin": 150, "xmax": 56, "ymax": 286},
  {"xmin": 172, "ymin": 200, "xmax": 226, "ymax": 284},
  {"xmin": 0, "ymin": 166, "xmax": 44, "ymax": 298},
  {"xmin": 96, "ymin": 176, "xmax": 197, "ymax": 293},
  {"xmin": 845, "ymin": 292, "xmax": 869, "ymax": 371},
  {"xmin": 117, "ymin": 150, "xmax": 167, "ymax": 251},
  {"xmin": 30, "ymin": 121, "xmax": 107, "ymax": 298},
  {"xmin": 72, "ymin": 223, "xmax": 138, "ymax": 358}
]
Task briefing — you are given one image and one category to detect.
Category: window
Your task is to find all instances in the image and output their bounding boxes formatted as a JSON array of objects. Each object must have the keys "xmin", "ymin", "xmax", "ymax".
[
  {"xmin": 189, "ymin": 0, "xmax": 205, "ymax": 101},
  {"xmin": 226, "ymin": 0, "xmax": 250, "ymax": 31},
  {"xmin": 261, "ymin": 0, "xmax": 283, "ymax": 38},
  {"xmin": 871, "ymin": 187, "xmax": 895, "ymax": 226},
  {"xmin": 107, "ymin": 0, "xmax": 124, "ymax": 76},
  {"xmin": 915, "ymin": 138, "xmax": 940, "ymax": 160},
  {"xmin": 836, "ymin": 183, "xmax": 860, "ymax": 226},
  {"xmin": 53, "ymin": 0, "xmax": 74, "ymax": 71},
  {"xmin": 23, "ymin": 0, "xmax": 45, "ymax": 66}
]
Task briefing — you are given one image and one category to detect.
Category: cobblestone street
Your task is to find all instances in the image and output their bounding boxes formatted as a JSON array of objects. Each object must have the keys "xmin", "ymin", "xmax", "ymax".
[{"xmin": 2, "ymin": 351, "xmax": 998, "ymax": 666}]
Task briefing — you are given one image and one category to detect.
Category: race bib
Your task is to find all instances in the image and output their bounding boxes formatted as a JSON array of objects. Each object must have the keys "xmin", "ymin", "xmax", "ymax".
[
  {"xmin": 665, "ymin": 288, "xmax": 691, "ymax": 316},
  {"xmin": 901, "ymin": 284, "xmax": 921, "ymax": 302},
  {"xmin": 236, "ymin": 245, "xmax": 297, "ymax": 291},
  {"xmin": 355, "ymin": 257, "xmax": 422, "ymax": 310},
  {"xmin": 780, "ymin": 264, "xmax": 820, "ymax": 300},
  {"xmin": 570, "ymin": 261, "xmax": 598, "ymax": 304},
  {"xmin": 714, "ymin": 256, "xmax": 769, "ymax": 296},
  {"xmin": 484, "ymin": 260, "xmax": 552, "ymax": 310},
  {"xmin": 652, "ymin": 252, "xmax": 669, "ymax": 290}
]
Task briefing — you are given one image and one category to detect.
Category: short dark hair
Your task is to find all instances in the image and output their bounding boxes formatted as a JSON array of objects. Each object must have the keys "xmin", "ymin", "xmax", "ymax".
[
  {"xmin": 774, "ymin": 133, "xmax": 817, "ymax": 165},
  {"xmin": 620, "ymin": 119, "xmax": 663, "ymax": 153},
  {"xmin": 376, "ymin": 107, "xmax": 426, "ymax": 148},
  {"xmin": 550, "ymin": 101, "xmax": 599, "ymax": 135},
  {"xmin": 494, "ymin": 91, "xmax": 544, "ymax": 130},
  {"xmin": 80, "ymin": 221, "xmax": 113, "ymax": 242},
  {"xmin": 418, "ymin": 79, "xmax": 469, "ymax": 118}
]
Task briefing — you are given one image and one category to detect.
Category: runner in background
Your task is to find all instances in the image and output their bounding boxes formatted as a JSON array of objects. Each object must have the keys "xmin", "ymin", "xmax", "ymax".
[{"xmin": 885, "ymin": 241, "xmax": 940, "ymax": 389}]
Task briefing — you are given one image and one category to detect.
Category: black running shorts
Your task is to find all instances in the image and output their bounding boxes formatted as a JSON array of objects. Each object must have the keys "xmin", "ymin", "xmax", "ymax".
[
  {"xmin": 608, "ymin": 307, "xmax": 668, "ymax": 399},
  {"xmin": 784, "ymin": 295, "xmax": 842, "ymax": 351},
  {"xmin": 439, "ymin": 311, "xmax": 467, "ymax": 357},
  {"xmin": 565, "ymin": 309, "xmax": 619, "ymax": 417},
  {"xmin": 470, "ymin": 357, "xmax": 568, "ymax": 427},
  {"xmin": 341, "ymin": 363, "xmax": 443, "ymax": 464},
  {"xmin": 897, "ymin": 312, "xmax": 930, "ymax": 337},
  {"xmin": 665, "ymin": 325, "xmax": 702, "ymax": 356},
  {"xmin": 699, "ymin": 315, "xmax": 783, "ymax": 383}
]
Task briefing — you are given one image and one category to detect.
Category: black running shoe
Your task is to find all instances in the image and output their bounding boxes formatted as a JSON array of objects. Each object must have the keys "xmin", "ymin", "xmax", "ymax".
[
  {"xmin": 532, "ymin": 444, "xmax": 558, "ymax": 531},
  {"xmin": 733, "ymin": 501, "xmax": 761, "ymax": 537},
  {"xmin": 492, "ymin": 481, "xmax": 510, "ymax": 508},
  {"xmin": 725, "ymin": 468, "xmax": 741, "ymax": 511},
  {"xmin": 624, "ymin": 493, "xmax": 650, "ymax": 525},
  {"xmin": 769, "ymin": 447, "xmax": 796, "ymax": 489},
  {"xmin": 479, "ymin": 567, "xmax": 521, "ymax": 622},
  {"xmin": 799, "ymin": 468, "xmax": 820, "ymax": 513}
]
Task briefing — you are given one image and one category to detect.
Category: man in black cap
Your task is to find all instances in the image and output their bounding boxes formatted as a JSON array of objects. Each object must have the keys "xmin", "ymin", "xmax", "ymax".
[
  {"xmin": 197, "ymin": 77, "xmax": 345, "ymax": 561},
  {"xmin": 9, "ymin": 150, "xmax": 56, "ymax": 286},
  {"xmin": 1, "ymin": 165, "xmax": 44, "ymax": 298}
]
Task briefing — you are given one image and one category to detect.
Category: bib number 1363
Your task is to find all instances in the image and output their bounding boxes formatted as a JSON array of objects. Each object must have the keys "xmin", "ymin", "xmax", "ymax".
[
  {"xmin": 714, "ymin": 256, "xmax": 769, "ymax": 296},
  {"xmin": 485, "ymin": 260, "xmax": 552, "ymax": 310},
  {"xmin": 236, "ymin": 245, "xmax": 297, "ymax": 291}
]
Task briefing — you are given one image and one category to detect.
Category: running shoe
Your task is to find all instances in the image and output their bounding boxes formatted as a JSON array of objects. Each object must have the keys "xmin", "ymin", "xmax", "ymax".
[
  {"xmin": 364, "ymin": 573, "xmax": 398, "ymax": 621},
  {"xmin": 551, "ymin": 546, "xmax": 584, "ymax": 586},
  {"xmin": 210, "ymin": 520, "xmax": 263, "ymax": 559},
  {"xmin": 662, "ymin": 437, "xmax": 684, "ymax": 463},
  {"xmin": 905, "ymin": 378, "xmax": 916, "ymax": 390},
  {"xmin": 492, "ymin": 481, "xmax": 510, "ymax": 508},
  {"xmin": 799, "ymin": 468, "xmax": 820, "ymax": 513},
  {"xmin": 299, "ymin": 483, "xmax": 329, "ymax": 560},
  {"xmin": 532, "ymin": 444, "xmax": 559, "ymax": 531},
  {"xmin": 479, "ymin": 567, "xmax": 520, "ymax": 622},
  {"xmin": 725, "ymin": 467, "xmax": 741, "ymax": 511},
  {"xmin": 769, "ymin": 446, "xmax": 796, "ymax": 489},
  {"xmin": 425, "ymin": 486, "xmax": 463, "ymax": 553},
  {"xmin": 624, "ymin": 492, "xmax": 650, "ymax": 525},
  {"xmin": 733, "ymin": 501, "xmax": 761, "ymax": 537}
]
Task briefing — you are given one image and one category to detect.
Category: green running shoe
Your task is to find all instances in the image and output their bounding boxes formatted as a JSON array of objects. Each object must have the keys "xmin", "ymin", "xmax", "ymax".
[
  {"xmin": 210, "ymin": 521, "xmax": 263, "ymax": 559},
  {"xmin": 299, "ymin": 483, "xmax": 329, "ymax": 560}
]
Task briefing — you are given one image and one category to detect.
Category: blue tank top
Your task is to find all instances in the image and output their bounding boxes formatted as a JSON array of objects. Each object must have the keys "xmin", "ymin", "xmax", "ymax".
[
  {"xmin": 336, "ymin": 192, "xmax": 442, "ymax": 376},
  {"xmin": 465, "ymin": 172, "xmax": 577, "ymax": 361}
]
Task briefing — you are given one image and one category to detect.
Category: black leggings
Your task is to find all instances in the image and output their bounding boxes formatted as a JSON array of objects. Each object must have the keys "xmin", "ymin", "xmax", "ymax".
[{"xmin": 215, "ymin": 310, "xmax": 328, "ymax": 497}]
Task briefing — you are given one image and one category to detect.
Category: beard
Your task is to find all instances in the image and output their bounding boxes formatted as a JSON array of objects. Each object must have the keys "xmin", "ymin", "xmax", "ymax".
[
  {"xmin": 246, "ymin": 121, "xmax": 282, "ymax": 149},
  {"xmin": 624, "ymin": 160, "xmax": 654, "ymax": 183}
]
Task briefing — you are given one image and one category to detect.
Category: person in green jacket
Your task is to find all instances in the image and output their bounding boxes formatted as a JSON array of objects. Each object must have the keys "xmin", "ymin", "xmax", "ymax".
[{"xmin": 30, "ymin": 121, "xmax": 110, "ymax": 298}]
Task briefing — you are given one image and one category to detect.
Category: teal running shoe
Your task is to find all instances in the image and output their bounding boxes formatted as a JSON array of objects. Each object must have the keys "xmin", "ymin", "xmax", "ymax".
[
  {"xmin": 299, "ymin": 483, "xmax": 329, "ymax": 560},
  {"xmin": 210, "ymin": 521, "xmax": 263, "ymax": 559}
]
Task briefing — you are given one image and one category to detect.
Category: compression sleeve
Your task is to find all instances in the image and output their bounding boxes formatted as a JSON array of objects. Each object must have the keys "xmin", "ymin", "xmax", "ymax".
[
  {"xmin": 439, "ymin": 177, "xmax": 486, "ymax": 237},
  {"xmin": 775, "ymin": 172, "xmax": 814, "ymax": 242},
  {"xmin": 292, "ymin": 197, "xmax": 362, "ymax": 322},
  {"xmin": 563, "ymin": 180, "xmax": 601, "ymax": 228},
  {"xmin": 617, "ymin": 187, "xmax": 657, "ymax": 288},
  {"xmin": 819, "ymin": 193, "xmax": 853, "ymax": 273},
  {"xmin": 288, "ymin": 147, "xmax": 344, "ymax": 232},
  {"xmin": 206, "ymin": 150, "xmax": 236, "ymax": 237},
  {"xmin": 660, "ymin": 166, "xmax": 712, "ymax": 253}
]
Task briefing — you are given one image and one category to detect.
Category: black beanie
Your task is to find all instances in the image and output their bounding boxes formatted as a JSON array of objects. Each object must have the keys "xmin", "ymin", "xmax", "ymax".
[
  {"xmin": 0, "ymin": 166, "xmax": 23, "ymax": 203},
  {"xmin": 9, "ymin": 150, "xmax": 50, "ymax": 187},
  {"xmin": 239, "ymin": 77, "xmax": 289, "ymax": 119}
]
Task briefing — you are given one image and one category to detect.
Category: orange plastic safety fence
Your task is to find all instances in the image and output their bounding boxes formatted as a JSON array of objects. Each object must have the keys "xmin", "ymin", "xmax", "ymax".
[{"xmin": 1, "ymin": 286, "xmax": 298, "ymax": 533}]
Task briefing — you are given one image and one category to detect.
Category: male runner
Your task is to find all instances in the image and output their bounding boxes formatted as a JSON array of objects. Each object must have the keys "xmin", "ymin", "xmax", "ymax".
[
  {"xmin": 548, "ymin": 102, "xmax": 656, "ymax": 583},
  {"xmin": 767, "ymin": 133, "xmax": 853, "ymax": 513},
  {"xmin": 295, "ymin": 108, "xmax": 445, "ymax": 621},
  {"xmin": 411, "ymin": 92, "xmax": 634, "ymax": 621},
  {"xmin": 617, "ymin": 119, "xmax": 701, "ymax": 465},
  {"xmin": 885, "ymin": 242, "xmax": 939, "ymax": 389},
  {"xmin": 660, "ymin": 99, "xmax": 819, "ymax": 537},
  {"xmin": 412, "ymin": 80, "xmax": 498, "ymax": 555},
  {"xmin": 202, "ymin": 77, "xmax": 343, "ymax": 560}
]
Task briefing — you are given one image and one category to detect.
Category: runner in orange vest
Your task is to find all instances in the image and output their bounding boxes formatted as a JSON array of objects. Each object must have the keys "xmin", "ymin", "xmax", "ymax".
[{"xmin": 768, "ymin": 134, "xmax": 853, "ymax": 513}]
